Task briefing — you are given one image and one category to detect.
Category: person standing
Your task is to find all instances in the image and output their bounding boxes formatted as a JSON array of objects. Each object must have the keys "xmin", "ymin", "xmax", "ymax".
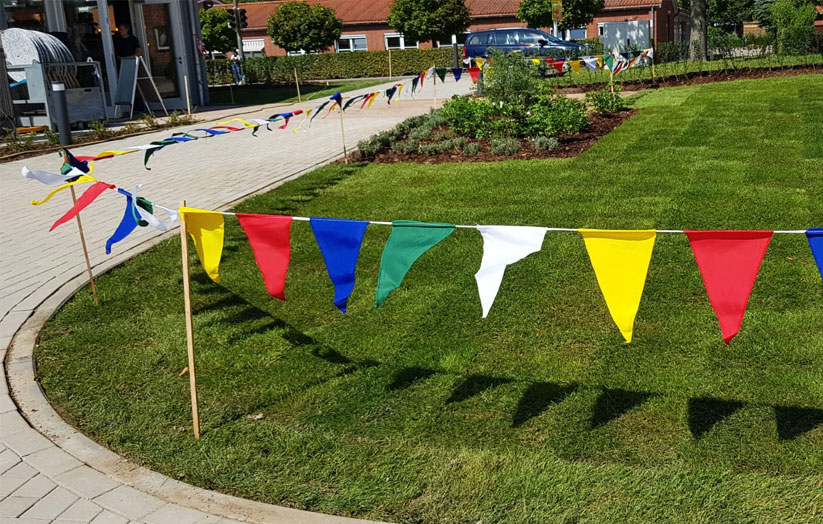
[{"xmin": 113, "ymin": 23, "xmax": 142, "ymax": 65}]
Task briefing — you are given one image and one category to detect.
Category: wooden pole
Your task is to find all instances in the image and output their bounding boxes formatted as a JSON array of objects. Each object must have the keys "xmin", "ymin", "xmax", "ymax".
[
  {"xmin": 184, "ymin": 75, "xmax": 192, "ymax": 115},
  {"xmin": 388, "ymin": 48, "xmax": 392, "ymax": 81},
  {"xmin": 338, "ymin": 105, "xmax": 348, "ymax": 164},
  {"xmin": 610, "ymin": 68, "xmax": 615, "ymax": 93},
  {"xmin": 178, "ymin": 201, "xmax": 201, "ymax": 440},
  {"xmin": 69, "ymin": 186, "xmax": 99, "ymax": 306},
  {"xmin": 293, "ymin": 67, "xmax": 301, "ymax": 102},
  {"xmin": 650, "ymin": 53, "xmax": 656, "ymax": 81}
]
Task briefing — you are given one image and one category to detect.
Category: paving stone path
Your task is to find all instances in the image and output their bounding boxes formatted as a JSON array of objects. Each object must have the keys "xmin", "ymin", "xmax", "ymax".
[{"xmin": 0, "ymin": 78, "xmax": 472, "ymax": 524}]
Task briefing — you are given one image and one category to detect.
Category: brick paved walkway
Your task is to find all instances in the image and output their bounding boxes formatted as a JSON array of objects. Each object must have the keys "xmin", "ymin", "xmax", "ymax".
[{"xmin": 0, "ymin": 78, "xmax": 472, "ymax": 524}]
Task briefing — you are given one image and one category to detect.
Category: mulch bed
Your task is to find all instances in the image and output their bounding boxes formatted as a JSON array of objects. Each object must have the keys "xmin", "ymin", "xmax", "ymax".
[
  {"xmin": 359, "ymin": 109, "xmax": 636, "ymax": 164},
  {"xmin": 554, "ymin": 64, "xmax": 821, "ymax": 94}
]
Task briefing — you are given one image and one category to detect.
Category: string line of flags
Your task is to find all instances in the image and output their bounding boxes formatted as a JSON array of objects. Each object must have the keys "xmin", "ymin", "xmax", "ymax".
[
  {"xmin": 54, "ymin": 50, "xmax": 652, "ymax": 170},
  {"xmin": 22, "ymin": 156, "xmax": 823, "ymax": 346}
]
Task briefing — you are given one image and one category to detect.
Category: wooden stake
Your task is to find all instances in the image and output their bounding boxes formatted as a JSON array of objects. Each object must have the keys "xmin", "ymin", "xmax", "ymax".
[
  {"xmin": 179, "ymin": 201, "xmax": 201, "ymax": 440},
  {"xmin": 388, "ymin": 48, "xmax": 392, "ymax": 81},
  {"xmin": 293, "ymin": 67, "xmax": 301, "ymax": 102},
  {"xmin": 338, "ymin": 106, "xmax": 348, "ymax": 164},
  {"xmin": 650, "ymin": 53, "xmax": 656, "ymax": 81},
  {"xmin": 184, "ymin": 75, "xmax": 192, "ymax": 116},
  {"xmin": 609, "ymin": 68, "xmax": 615, "ymax": 93},
  {"xmin": 69, "ymin": 186, "xmax": 99, "ymax": 306}
]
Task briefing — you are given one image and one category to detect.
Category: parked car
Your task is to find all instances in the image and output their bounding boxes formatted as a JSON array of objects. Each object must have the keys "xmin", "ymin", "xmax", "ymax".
[{"xmin": 463, "ymin": 28, "xmax": 586, "ymax": 60}]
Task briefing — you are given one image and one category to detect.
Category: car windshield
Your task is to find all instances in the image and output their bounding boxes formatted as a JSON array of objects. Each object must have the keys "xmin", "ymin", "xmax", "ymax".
[{"xmin": 538, "ymin": 31, "xmax": 564, "ymax": 43}]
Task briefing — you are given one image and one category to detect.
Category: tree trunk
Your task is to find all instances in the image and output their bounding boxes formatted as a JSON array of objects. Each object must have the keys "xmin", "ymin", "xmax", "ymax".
[{"xmin": 689, "ymin": 0, "xmax": 707, "ymax": 61}]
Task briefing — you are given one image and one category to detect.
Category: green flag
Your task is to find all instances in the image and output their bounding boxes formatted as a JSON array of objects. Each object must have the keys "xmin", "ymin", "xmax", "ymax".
[
  {"xmin": 603, "ymin": 54, "xmax": 615, "ymax": 72},
  {"xmin": 375, "ymin": 220, "xmax": 455, "ymax": 307},
  {"xmin": 435, "ymin": 67, "xmax": 448, "ymax": 83}
]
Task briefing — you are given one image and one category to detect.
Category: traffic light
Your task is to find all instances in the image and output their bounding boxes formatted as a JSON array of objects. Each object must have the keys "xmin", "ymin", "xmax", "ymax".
[
  {"xmin": 227, "ymin": 8, "xmax": 235, "ymax": 29},
  {"xmin": 238, "ymin": 9, "xmax": 248, "ymax": 29}
]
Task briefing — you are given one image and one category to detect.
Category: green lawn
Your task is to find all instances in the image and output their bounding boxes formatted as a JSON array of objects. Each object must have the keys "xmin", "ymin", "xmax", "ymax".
[
  {"xmin": 36, "ymin": 74, "xmax": 823, "ymax": 523},
  {"xmin": 208, "ymin": 79, "xmax": 387, "ymax": 106}
]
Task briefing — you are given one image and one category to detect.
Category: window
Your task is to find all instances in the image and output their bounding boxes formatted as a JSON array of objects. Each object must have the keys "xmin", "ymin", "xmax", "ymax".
[
  {"xmin": 518, "ymin": 30, "xmax": 544, "ymax": 46},
  {"xmin": 336, "ymin": 35, "xmax": 367, "ymax": 52},
  {"xmin": 494, "ymin": 30, "xmax": 520, "ymax": 45},
  {"xmin": 243, "ymin": 38, "xmax": 265, "ymax": 57},
  {"xmin": 384, "ymin": 33, "xmax": 417, "ymax": 50},
  {"xmin": 466, "ymin": 33, "xmax": 490, "ymax": 46},
  {"xmin": 568, "ymin": 28, "xmax": 587, "ymax": 40},
  {"xmin": 598, "ymin": 24, "xmax": 605, "ymax": 36}
]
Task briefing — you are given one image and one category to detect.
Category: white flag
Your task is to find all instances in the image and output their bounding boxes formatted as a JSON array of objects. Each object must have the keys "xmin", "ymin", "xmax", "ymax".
[
  {"xmin": 22, "ymin": 165, "xmax": 85, "ymax": 186},
  {"xmin": 130, "ymin": 185, "xmax": 179, "ymax": 231},
  {"xmin": 582, "ymin": 57, "xmax": 599, "ymax": 72},
  {"xmin": 475, "ymin": 226, "xmax": 547, "ymax": 318}
]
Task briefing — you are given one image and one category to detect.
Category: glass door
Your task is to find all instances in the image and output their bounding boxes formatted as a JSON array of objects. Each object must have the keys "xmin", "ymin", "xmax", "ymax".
[{"xmin": 135, "ymin": 0, "xmax": 186, "ymax": 109}]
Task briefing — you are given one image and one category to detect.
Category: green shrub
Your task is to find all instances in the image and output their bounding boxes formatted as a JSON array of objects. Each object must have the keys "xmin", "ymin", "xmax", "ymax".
[
  {"xmin": 480, "ymin": 49, "xmax": 540, "ymax": 109},
  {"xmin": 418, "ymin": 142, "xmax": 447, "ymax": 156},
  {"xmin": 533, "ymin": 136, "xmax": 559, "ymax": 152},
  {"xmin": 574, "ymin": 38, "xmax": 605, "ymax": 54},
  {"xmin": 431, "ymin": 129, "xmax": 456, "ymax": 141},
  {"xmin": 771, "ymin": 0, "xmax": 816, "ymax": 55},
  {"xmin": 489, "ymin": 137, "xmax": 520, "ymax": 156},
  {"xmin": 526, "ymin": 93, "xmax": 589, "ymax": 137},
  {"xmin": 357, "ymin": 138, "xmax": 383, "ymax": 160},
  {"xmin": 655, "ymin": 42, "xmax": 689, "ymax": 62},
  {"xmin": 586, "ymin": 85, "xmax": 627, "ymax": 115},
  {"xmin": 448, "ymin": 136, "xmax": 468, "ymax": 150},
  {"xmin": 89, "ymin": 120, "xmax": 112, "ymax": 140},
  {"xmin": 206, "ymin": 48, "xmax": 453, "ymax": 85},
  {"xmin": 463, "ymin": 141, "xmax": 481, "ymax": 155},
  {"xmin": 440, "ymin": 96, "xmax": 496, "ymax": 138}
]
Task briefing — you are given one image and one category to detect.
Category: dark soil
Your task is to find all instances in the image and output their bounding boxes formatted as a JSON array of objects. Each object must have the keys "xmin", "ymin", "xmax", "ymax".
[
  {"xmin": 553, "ymin": 64, "xmax": 821, "ymax": 94},
  {"xmin": 360, "ymin": 110, "xmax": 636, "ymax": 165}
]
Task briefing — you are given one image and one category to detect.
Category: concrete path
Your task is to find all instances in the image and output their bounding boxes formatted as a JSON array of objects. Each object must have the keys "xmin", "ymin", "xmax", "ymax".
[{"xmin": 0, "ymin": 78, "xmax": 472, "ymax": 524}]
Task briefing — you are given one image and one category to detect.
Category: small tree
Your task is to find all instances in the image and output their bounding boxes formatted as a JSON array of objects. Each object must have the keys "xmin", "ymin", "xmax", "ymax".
[
  {"xmin": 267, "ymin": 1, "xmax": 342, "ymax": 53},
  {"xmin": 517, "ymin": 0, "xmax": 606, "ymax": 31},
  {"xmin": 199, "ymin": 8, "xmax": 236, "ymax": 54},
  {"xmin": 387, "ymin": 0, "xmax": 471, "ymax": 43},
  {"xmin": 771, "ymin": 0, "xmax": 816, "ymax": 53}
]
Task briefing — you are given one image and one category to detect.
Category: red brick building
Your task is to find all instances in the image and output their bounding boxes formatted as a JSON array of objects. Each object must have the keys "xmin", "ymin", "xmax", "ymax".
[{"xmin": 220, "ymin": 0, "xmax": 688, "ymax": 57}]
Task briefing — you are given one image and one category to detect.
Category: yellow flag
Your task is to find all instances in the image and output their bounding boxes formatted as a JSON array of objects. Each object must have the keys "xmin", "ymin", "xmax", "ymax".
[
  {"xmin": 531, "ymin": 58, "xmax": 540, "ymax": 65},
  {"xmin": 96, "ymin": 149, "xmax": 138, "ymax": 157},
  {"xmin": 216, "ymin": 118, "xmax": 254, "ymax": 128},
  {"xmin": 579, "ymin": 229, "xmax": 657, "ymax": 343},
  {"xmin": 180, "ymin": 207, "xmax": 225, "ymax": 283},
  {"xmin": 569, "ymin": 60, "xmax": 580, "ymax": 73},
  {"xmin": 31, "ymin": 175, "xmax": 97, "ymax": 205},
  {"xmin": 367, "ymin": 92, "xmax": 378, "ymax": 108}
]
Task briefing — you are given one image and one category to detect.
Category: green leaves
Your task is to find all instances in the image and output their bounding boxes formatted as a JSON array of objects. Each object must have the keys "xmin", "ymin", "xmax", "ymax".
[
  {"xmin": 266, "ymin": 1, "xmax": 343, "ymax": 53},
  {"xmin": 517, "ymin": 0, "xmax": 606, "ymax": 31},
  {"xmin": 199, "ymin": 8, "xmax": 236, "ymax": 54},
  {"xmin": 387, "ymin": 0, "xmax": 471, "ymax": 43}
]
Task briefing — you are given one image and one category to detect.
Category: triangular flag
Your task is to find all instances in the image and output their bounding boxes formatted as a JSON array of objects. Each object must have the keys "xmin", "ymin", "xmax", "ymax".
[
  {"xmin": 343, "ymin": 95, "xmax": 365, "ymax": 111},
  {"xmin": 31, "ymin": 175, "xmax": 97, "ymax": 206},
  {"xmin": 60, "ymin": 149, "xmax": 91, "ymax": 173},
  {"xmin": 579, "ymin": 229, "xmax": 657, "ymax": 343},
  {"xmin": 475, "ymin": 226, "xmax": 547, "ymax": 318},
  {"xmin": 569, "ymin": 60, "xmax": 580, "ymax": 73},
  {"xmin": 330, "ymin": 91, "xmax": 343, "ymax": 107},
  {"xmin": 106, "ymin": 192, "xmax": 139, "ymax": 254},
  {"xmin": 385, "ymin": 85, "xmax": 398, "ymax": 104},
  {"xmin": 180, "ymin": 207, "xmax": 225, "ymax": 284},
  {"xmin": 237, "ymin": 213, "xmax": 292, "ymax": 301},
  {"xmin": 435, "ymin": 67, "xmax": 447, "ymax": 83},
  {"xmin": 685, "ymin": 230, "xmax": 773, "ymax": 344},
  {"xmin": 311, "ymin": 217, "xmax": 369, "ymax": 313},
  {"xmin": 23, "ymin": 165, "xmax": 85, "ymax": 186},
  {"xmin": 582, "ymin": 57, "xmax": 599, "ymax": 71},
  {"xmin": 375, "ymin": 220, "xmax": 455, "ymax": 307},
  {"xmin": 50, "ymin": 182, "xmax": 115, "ymax": 231},
  {"xmin": 552, "ymin": 59, "xmax": 564, "ymax": 73},
  {"xmin": 411, "ymin": 76, "xmax": 420, "ymax": 93},
  {"xmin": 808, "ymin": 228, "xmax": 823, "ymax": 280},
  {"xmin": 603, "ymin": 54, "xmax": 614, "ymax": 71},
  {"xmin": 468, "ymin": 67, "xmax": 480, "ymax": 83},
  {"xmin": 451, "ymin": 67, "xmax": 463, "ymax": 81}
]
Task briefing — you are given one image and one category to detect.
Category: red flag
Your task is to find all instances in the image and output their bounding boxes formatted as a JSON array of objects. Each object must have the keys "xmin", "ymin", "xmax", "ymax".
[
  {"xmin": 50, "ymin": 182, "xmax": 115, "ymax": 231},
  {"xmin": 552, "ymin": 59, "xmax": 565, "ymax": 73},
  {"xmin": 209, "ymin": 125, "xmax": 242, "ymax": 132},
  {"xmin": 468, "ymin": 67, "xmax": 480, "ymax": 83},
  {"xmin": 685, "ymin": 230, "xmax": 773, "ymax": 344},
  {"xmin": 237, "ymin": 213, "xmax": 293, "ymax": 301}
]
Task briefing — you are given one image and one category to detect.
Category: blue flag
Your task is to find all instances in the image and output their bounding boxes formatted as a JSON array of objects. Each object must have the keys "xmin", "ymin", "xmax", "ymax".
[
  {"xmin": 310, "ymin": 217, "xmax": 369, "ymax": 313},
  {"xmin": 330, "ymin": 91, "xmax": 343, "ymax": 107},
  {"xmin": 807, "ymin": 228, "xmax": 823, "ymax": 280},
  {"xmin": 385, "ymin": 86, "xmax": 397, "ymax": 105},
  {"xmin": 106, "ymin": 191, "xmax": 140, "ymax": 254},
  {"xmin": 61, "ymin": 149, "xmax": 90, "ymax": 174},
  {"xmin": 451, "ymin": 68, "xmax": 463, "ymax": 82},
  {"xmin": 411, "ymin": 76, "xmax": 419, "ymax": 94}
]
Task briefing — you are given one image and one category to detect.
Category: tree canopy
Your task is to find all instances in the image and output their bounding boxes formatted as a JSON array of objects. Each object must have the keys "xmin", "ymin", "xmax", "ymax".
[
  {"xmin": 387, "ymin": 0, "xmax": 471, "ymax": 42},
  {"xmin": 267, "ymin": 1, "xmax": 342, "ymax": 52},
  {"xmin": 199, "ymin": 8, "xmax": 236, "ymax": 54},
  {"xmin": 517, "ymin": 0, "xmax": 606, "ymax": 31}
]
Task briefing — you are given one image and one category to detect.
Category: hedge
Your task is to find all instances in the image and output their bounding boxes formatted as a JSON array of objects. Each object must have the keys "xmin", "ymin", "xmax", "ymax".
[{"xmin": 207, "ymin": 47, "xmax": 456, "ymax": 85}]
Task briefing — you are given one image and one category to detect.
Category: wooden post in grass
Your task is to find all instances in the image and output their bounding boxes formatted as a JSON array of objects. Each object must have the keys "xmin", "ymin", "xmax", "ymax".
[
  {"xmin": 650, "ymin": 52, "xmax": 656, "ymax": 81},
  {"xmin": 609, "ymin": 68, "xmax": 615, "ymax": 93},
  {"xmin": 184, "ymin": 75, "xmax": 192, "ymax": 116},
  {"xmin": 338, "ymin": 104, "xmax": 348, "ymax": 163},
  {"xmin": 432, "ymin": 66, "xmax": 437, "ymax": 108},
  {"xmin": 69, "ymin": 186, "xmax": 99, "ymax": 306},
  {"xmin": 388, "ymin": 48, "xmax": 392, "ymax": 81},
  {"xmin": 178, "ymin": 200, "xmax": 201, "ymax": 439},
  {"xmin": 293, "ymin": 67, "xmax": 301, "ymax": 102}
]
